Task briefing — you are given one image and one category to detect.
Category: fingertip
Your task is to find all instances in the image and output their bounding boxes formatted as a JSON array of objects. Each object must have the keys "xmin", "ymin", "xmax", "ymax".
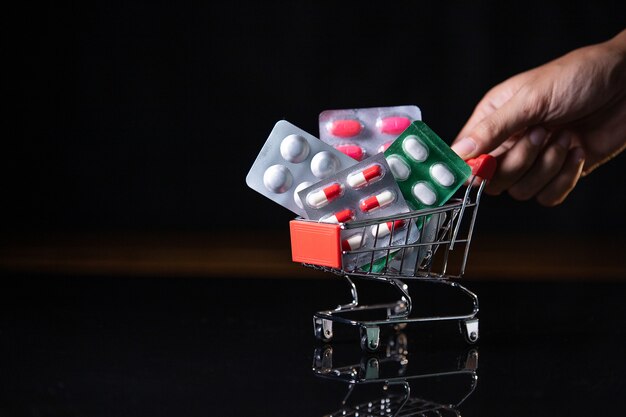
[{"xmin": 451, "ymin": 137, "xmax": 477, "ymax": 159}]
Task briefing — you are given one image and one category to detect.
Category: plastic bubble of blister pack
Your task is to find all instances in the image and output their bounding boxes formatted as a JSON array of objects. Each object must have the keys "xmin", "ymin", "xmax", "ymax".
[
  {"xmin": 384, "ymin": 121, "xmax": 471, "ymax": 211},
  {"xmin": 246, "ymin": 120, "xmax": 357, "ymax": 218}
]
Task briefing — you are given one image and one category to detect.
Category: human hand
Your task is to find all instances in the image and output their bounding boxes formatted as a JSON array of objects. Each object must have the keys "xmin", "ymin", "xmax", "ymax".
[{"xmin": 452, "ymin": 29, "xmax": 626, "ymax": 206}]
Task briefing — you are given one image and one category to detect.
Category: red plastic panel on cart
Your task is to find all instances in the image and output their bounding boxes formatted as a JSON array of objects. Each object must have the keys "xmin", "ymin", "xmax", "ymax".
[
  {"xmin": 290, "ymin": 220, "xmax": 342, "ymax": 268},
  {"xmin": 467, "ymin": 154, "xmax": 497, "ymax": 180}
]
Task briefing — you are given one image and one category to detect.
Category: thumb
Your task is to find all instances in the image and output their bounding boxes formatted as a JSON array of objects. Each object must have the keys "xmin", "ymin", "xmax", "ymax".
[{"xmin": 452, "ymin": 88, "xmax": 545, "ymax": 159}]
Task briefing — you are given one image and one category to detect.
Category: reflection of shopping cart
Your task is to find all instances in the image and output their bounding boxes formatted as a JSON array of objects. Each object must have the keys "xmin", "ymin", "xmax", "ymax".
[
  {"xmin": 313, "ymin": 333, "xmax": 479, "ymax": 416},
  {"xmin": 290, "ymin": 155, "xmax": 496, "ymax": 351}
]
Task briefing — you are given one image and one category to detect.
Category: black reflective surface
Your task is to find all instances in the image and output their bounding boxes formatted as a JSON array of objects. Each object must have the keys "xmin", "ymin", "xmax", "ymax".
[{"xmin": 1, "ymin": 273, "xmax": 625, "ymax": 416}]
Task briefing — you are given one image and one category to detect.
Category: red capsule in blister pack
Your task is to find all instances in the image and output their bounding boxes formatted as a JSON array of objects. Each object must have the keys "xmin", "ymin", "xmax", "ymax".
[
  {"xmin": 341, "ymin": 234, "xmax": 364, "ymax": 251},
  {"xmin": 376, "ymin": 116, "xmax": 412, "ymax": 135},
  {"xmin": 346, "ymin": 164, "xmax": 383, "ymax": 189},
  {"xmin": 335, "ymin": 144, "xmax": 366, "ymax": 161},
  {"xmin": 320, "ymin": 208, "xmax": 355, "ymax": 224},
  {"xmin": 359, "ymin": 190, "xmax": 396, "ymax": 213},
  {"xmin": 326, "ymin": 119, "xmax": 363, "ymax": 138},
  {"xmin": 306, "ymin": 182, "xmax": 344, "ymax": 209},
  {"xmin": 372, "ymin": 220, "xmax": 406, "ymax": 238}
]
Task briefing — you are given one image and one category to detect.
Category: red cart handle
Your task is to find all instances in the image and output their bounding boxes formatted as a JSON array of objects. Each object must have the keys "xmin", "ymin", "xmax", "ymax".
[{"xmin": 466, "ymin": 154, "xmax": 497, "ymax": 181}]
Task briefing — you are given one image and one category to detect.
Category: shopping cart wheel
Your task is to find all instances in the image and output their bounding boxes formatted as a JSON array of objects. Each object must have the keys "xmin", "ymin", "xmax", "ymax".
[
  {"xmin": 360, "ymin": 326, "xmax": 381, "ymax": 352},
  {"xmin": 313, "ymin": 318, "xmax": 334, "ymax": 342},
  {"xmin": 461, "ymin": 318, "xmax": 479, "ymax": 344}
]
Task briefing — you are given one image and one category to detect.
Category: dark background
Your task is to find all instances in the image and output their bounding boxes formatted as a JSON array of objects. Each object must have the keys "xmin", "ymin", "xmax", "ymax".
[
  {"xmin": 2, "ymin": 4, "xmax": 626, "ymax": 415},
  {"xmin": 3, "ymin": 1, "xmax": 625, "ymax": 236}
]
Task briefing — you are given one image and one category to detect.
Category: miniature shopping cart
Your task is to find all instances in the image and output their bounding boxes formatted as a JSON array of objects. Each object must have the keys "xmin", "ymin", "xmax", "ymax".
[{"xmin": 290, "ymin": 154, "xmax": 496, "ymax": 351}]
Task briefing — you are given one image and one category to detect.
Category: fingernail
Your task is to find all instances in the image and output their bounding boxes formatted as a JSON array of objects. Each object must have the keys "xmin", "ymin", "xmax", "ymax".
[
  {"xmin": 529, "ymin": 126, "xmax": 547, "ymax": 146},
  {"xmin": 557, "ymin": 132, "xmax": 571, "ymax": 149},
  {"xmin": 451, "ymin": 137, "xmax": 477, "ymax": 158}
]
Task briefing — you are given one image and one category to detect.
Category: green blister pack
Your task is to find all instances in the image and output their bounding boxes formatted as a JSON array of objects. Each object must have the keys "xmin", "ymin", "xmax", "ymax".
[{"xmin": 383, "ymin": 121, "xmax": 471, "ymax": 211}]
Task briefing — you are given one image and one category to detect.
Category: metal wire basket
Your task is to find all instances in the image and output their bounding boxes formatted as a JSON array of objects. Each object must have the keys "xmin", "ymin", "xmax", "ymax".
[{"xmin": 290, "ymin": 155, "xmax": 496, "ymax": 351}]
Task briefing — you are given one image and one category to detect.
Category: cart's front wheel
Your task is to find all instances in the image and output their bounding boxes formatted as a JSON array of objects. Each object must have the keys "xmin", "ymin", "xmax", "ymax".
[
  {"xmin": 314, "ymin": 318, "xmax": 333, "ymax": 342},
  {"xmin": 360, "ymin": 326, "xmax": 381, "ymax": 352},
  {"xmin": 461, "ymin": 318, "xmax": 479, "ymax": 344}
]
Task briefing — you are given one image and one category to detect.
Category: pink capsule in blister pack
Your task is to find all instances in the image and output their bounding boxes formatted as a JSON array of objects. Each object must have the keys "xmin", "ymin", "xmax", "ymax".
[
  {"xmin": 246, "ymin": 120, "xmax": 357, "ymax": 218},
  {"xmin": 319, "ymin": 105, "xmax": 422, "ymax": 161},
  {"xmin": 297, "ymin": 153, "xmax": 420, "ymax": 270}
]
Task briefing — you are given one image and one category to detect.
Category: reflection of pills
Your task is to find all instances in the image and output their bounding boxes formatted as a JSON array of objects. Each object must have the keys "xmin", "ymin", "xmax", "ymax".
[
  {"xmin": 403, "ymin": 136, "xmax": 428, "ymax": 162},
  {"xmin": 280, "ymin": 134, "xmax": 310, "ymax": 163},
  {"xmin": 386, "ymin": 155, "xmax": 410, "ymax": 181},
  {"xmin": 412, "ymin": 182, "xmax": 436, "ymax": 205},
  {"xmin": 306, "ymin": 183, "xmax": 343, "ymax": 208},
  {"xmin": 377, "ymin": 116, "xmax": 411, "ymax": 135},
  {"xmin": 310, "ymin": 151, "xmax": 339, "ymax": 179},
  {"xmin": 263, "ymin": 164, "xmax": 293, "ymax": 194},
  {"xmin": 336, "ymin": 144, "xmax": 366, "ymax": 161},
  {"xmin": 326, "ymin": 119, "xmax": 363, "ymax": 138},
  {"xmin": 431, "ymin": 163, "xmax": 455, "ymax": 187},
  {"xmin": 293, "ymin": 181, "xmax": 313, "ymax": 209},
  {"xmin": 360, "ymin": 190, "xmax": 395, "ymax": 213}
]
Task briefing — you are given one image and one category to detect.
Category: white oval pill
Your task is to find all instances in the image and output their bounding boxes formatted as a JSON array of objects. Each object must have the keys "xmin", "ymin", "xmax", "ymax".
[
  {"xmin": 263, "ymin": 164, "xmax": 293, "ymax": 194},
  {"xmin": 412, "ymin": 182, "xmax": 437, "ymax": 205},
  {"xmin": 293, "ymin": 181, "xmax": 313, "ymax": 209},
  {"xmin": 280, "ymin": 134, "xmax": 310, "ymax": 163},
  {"xmin": 402, "ymin": 136, "xmax": 428, "ymax": 162},
  {"xmin": 386, "ymin": 155, "xmax": 410, "ymax": 181},
  {"xmin": 310, "ymin": 151, "xmax": 339, "ymax": 179},
  {"xmin": 431, "ymin": 163, "xmax": 455, "ymax": 187}
]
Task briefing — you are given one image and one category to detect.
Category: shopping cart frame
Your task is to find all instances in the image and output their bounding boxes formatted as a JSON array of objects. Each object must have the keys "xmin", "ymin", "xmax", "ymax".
[
  {"xmin": 291, "ymin": 155, "xmax": 496, "ymax": 351},
  {"xmin": 313, "ymin": 333, "xmax": 479, "ymax": 416}
]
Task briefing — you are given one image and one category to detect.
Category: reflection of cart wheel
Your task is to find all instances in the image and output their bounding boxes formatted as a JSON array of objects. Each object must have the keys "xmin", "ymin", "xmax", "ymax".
[
  {"xmin": 461, "ymin": 318, "xmax": 479, "ymax": 344},
  {"xmin": 393, "ymin": 322, "xmax": 408, "ymax": 331},
  {"xmin": 395, "ymin": 332, "xmax": 408, "ymax": 352},
  {"xmin": 314, "ymin": 318, "xmax": 333, "ymax": 342},
  {"xmin": 360, "ymin": 327, "xmax": 381, "ymax": 352}
]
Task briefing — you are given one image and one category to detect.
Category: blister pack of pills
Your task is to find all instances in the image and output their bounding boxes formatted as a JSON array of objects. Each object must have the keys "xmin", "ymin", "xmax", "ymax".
[
  {"xmin": 383, "ymin": 121, "xmax": 471, "ymax": 211},
  {"xmin": 246, "ymin": 120, "xmax": 357, "ymax": 218},
  {"xmin": 319, "ymin": 105, "xmax": 422, "ymax": 162},
  {"xmin": 386, "ymin": 211, "xmax": 447, "ymax": 275},
  {"xmin": 297, "ymin": 153, "xmax": 420, "ymax": 270}
]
